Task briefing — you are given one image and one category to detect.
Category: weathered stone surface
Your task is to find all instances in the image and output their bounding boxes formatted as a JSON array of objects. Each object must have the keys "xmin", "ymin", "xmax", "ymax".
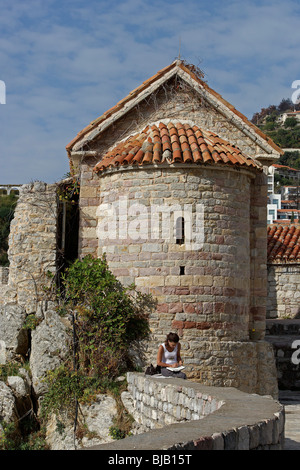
[
  {"xmin": 7, "ymin": 374, "xmax": 33, "ymax": 419},
  {"xmin": 0, "ymin": 303, "xmax": 28, "ymax": 362},
  {"xmin": 0, "ymin": 381, "xmax": 18, "ymax": 424},
  {"xmin": 45, "ymin": 395, "xmax": 118, "ymax": 450},
  {"xmin": 90, "ymin": 373, "xmax": 284, "ymax": 451},
  {"xmin": 6, "ymin": 182, "xmax": 58, "ymax": 314},
  {"xmin": 81, "ymin": 395, "xmax": 117, "ymax": 444},
  {"xmin": 268, "ymin": 264, "xmax": 300, "ymax": 319},
  {"xmin": 30, "ymin": 310, "xmax": 71, "ymax": 397}
]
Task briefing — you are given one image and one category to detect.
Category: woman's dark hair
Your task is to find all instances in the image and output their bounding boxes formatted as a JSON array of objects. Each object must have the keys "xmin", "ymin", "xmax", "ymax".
[{"xmin": 165, "ymin": 332, "xmax": 179, "ymax": 345}]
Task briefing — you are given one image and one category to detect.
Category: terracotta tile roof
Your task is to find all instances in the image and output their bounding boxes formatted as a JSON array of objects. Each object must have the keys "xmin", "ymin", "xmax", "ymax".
[
  {"xmin": 273, "ymin": 219, "xmax": 300, "ymax": 224},
  {"xmin": 273, "ymin": 164, "xmax": 299, "ymax": 171},
  {"xmin": 267, "ymin": 224, "xmax": 300, "ymax": 262},
  {"xmin": 93, "ymin": 121, "xmax": 262, "ymax": 173},
  {"xmin": 66, "ymin": 60, "xmax": 283, "ymax": 156}
]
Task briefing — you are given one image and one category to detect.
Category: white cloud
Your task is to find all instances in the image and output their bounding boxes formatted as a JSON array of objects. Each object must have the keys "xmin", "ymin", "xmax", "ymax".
[{"xmin": 0, "ymin": 0, "xmax": 300, "ymax": 183}]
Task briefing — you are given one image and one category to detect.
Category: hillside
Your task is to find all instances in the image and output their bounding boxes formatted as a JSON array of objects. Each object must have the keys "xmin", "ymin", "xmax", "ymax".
[{"xmin": 251, "ymin": 98, "xmax": 300, "ymax": 169}]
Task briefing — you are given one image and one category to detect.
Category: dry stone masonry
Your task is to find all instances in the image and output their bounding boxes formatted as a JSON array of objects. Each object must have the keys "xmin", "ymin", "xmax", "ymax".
[
  {"xmin": 268, "ymin": 264, "xmax": 300, "ymax": 319},
  {"xmin": 1, "ymin": 182, "xmax": 58, "ymax": 313},
  {"xmin": 91, "ymin": 373, "xmax": 285, "ymax": 451}
]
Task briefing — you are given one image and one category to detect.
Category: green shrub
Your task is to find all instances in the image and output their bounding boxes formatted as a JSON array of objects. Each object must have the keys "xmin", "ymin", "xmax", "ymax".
[
  {"xmin": 41, "ymin": 255, "xmax": 154, "ymax": 424},
  {"xmin": 60, "ymin": 255, "xmax": 153, "ymax": 379}
]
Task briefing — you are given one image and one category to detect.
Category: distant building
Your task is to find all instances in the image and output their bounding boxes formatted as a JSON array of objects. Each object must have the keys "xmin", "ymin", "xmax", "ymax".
[
  {"xmin": 0, "ymin": 184, "xmax": 22, "ymax": 196},
  {"xmin": 273, "ymin": 164, "xmax": 300, "ymax": 183},
  {"xmin": 267, "ymin": 164, "xmax": 300, "ymax": 223},
  {"xmin": 268, "ymin": 193, "xmax": 281, "ymax": 224},
  {"xmin": 281, "ymin": 185, "xmax": 300, "ymax": 201},
  {"xmin": 278, "ymin": 110, "xmax": 300, "ymax": 124}
]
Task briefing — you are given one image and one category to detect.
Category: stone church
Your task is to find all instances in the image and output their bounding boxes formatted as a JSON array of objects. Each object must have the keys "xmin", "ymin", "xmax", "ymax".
[
  {"xmin": 1, "ymin": 60, "xmax": 284, "ymax": 398},
  {"xmin": 65, "ymin": 60, "xmax": 283, "ymax": 396}
]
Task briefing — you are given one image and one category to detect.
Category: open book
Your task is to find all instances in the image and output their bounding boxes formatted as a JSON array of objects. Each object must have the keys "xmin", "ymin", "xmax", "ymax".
[{"xmin": 166, "ymin": 365, "xmax": 185, "ymax": 372}]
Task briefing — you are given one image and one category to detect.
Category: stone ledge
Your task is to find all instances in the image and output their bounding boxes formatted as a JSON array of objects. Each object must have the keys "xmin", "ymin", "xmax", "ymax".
[{"xmin": 86, "ymin": 373, "xmax": 284, "ymax": 451}]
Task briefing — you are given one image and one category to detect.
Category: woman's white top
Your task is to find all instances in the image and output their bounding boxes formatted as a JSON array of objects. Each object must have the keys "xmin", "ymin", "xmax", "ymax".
[{"xmin": 161, "ymin": 343, "xmax": 178, "ymax": 365}]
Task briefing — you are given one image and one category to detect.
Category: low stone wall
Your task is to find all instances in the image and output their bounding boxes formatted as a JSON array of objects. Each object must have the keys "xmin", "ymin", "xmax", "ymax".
[
  {"xmin": 124, "ymin": 372, "xmax": 224, "ymax": 430},
  {"xmin": 89, "ymin": 373, "xmax": 285, "ymax": 451}
]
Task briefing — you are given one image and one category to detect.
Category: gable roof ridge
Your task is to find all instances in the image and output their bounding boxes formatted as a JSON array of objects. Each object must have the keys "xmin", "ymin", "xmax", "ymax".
[
  {"xmin": 175, "ymin": 62, "xmax": 282, "ymax": 155},
  {"xmin": 66, "ymin": 60, "xmax": 283, "ymax": 157}
]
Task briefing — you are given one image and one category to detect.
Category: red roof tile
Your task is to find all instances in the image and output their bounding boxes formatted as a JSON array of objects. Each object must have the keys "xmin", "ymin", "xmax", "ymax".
[
  {"xmin": 93, "ymin": 122, "xmax": 261, "ymax": 173},
  {"xmin": 273, "ymin": 164, "xmax": 299, "ymax": 171},
  {"xmin": 267, "ymin": 224, "xmax": 300, "ymax": 262}
]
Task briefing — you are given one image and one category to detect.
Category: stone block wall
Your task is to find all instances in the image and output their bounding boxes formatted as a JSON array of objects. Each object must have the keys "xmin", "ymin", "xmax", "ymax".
[
  {"xmin": 93, "ymin": 373, "xmax": 284, "ymax": 451},
  {"xmin": 82, "ymin": 165, "xmax": 253, "ymax": 340},
  {"xmin": 77, "ymin": 162, "xmax": 278, "ymax": 397},
  {"xmin": 125, "ymin": 372, "xmax": 224, "ymax": 430},
  {"xmin": 249, "ymin": 171, "xmax": 269, "ymax": 333},
  {"xmin": 3, "ymin": 182, "xmax": 58, "ymax": 313},
  {"xmin": 267, "ymin": 264, "xmax": 300, "ymax": 319}
]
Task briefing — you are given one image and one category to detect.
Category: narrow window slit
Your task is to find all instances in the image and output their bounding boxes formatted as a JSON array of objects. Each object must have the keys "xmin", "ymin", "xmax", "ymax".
[{"xmin": 176, "ymin": 216, "xmax": 185, "ymax": 245}]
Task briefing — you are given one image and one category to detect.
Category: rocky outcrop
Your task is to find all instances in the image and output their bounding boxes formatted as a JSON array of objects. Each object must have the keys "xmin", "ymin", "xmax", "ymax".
[
  {"xmin": 0, "ymin": 303, "xmax": 28, "ymax": 362},
  {"xmin": 0, "ymin": 381, "xmax": 18, "ymax": 425},
  {"xmin": 29, "ymin": 310, "xmax": 71, "ymax": 398},
  {"xmin": 0, "ymin": 370, "xmax": 34, "ymax": 443},
  {"xmin": 45, "ymin": 395, "xmax": 118, "ymax": 450},
  {"xmin": 0, "ymin": 306, "xmax": 121, "ymax": 450}
]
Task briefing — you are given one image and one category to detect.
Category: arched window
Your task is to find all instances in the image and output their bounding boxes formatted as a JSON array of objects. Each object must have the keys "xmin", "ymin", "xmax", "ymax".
[{"xmin": 175, "ymin": 216, "xmax": 185, "ymax": 245}]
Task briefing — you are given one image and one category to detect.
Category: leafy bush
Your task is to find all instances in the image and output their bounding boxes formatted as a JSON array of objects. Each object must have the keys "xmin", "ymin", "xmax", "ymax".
[
  {"xmin": 60, "ymin": 255, "xmax": 152, "ymax": 379},
  {"xmin": 40, "ymin": 255, "xmax": 154, "ymax": 423},
  {"xmin": 40, "ymin": 365, "xmax": 103, "ymax": 419},
  {"xmin": 284, "ymin": 117, "xmax": 298, "ymax": 128}
]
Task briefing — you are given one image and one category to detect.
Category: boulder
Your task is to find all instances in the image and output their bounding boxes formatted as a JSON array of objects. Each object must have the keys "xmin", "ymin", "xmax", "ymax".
[
  {"xmin": 30, "ymin": 310, "xmax": 71, "ymax": 397},
  {"xmin": 0, "ymin": 303, "xmax": 28, "ymax": 363},
  {"xmin": 0, "ymin": 381, "xmax": 18, "ymax": 424},
  {"xmin": 46, "ymin": 395, "xmax": 118, "ymax": 450},
  {"xmin": 7, "ymin": 375, "xmax": 32, "ymax": 418}
]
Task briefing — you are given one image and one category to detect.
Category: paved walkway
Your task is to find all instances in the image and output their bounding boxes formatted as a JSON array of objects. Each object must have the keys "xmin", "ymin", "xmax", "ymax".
[{"xmin": 279, "ymin": 390, "xmax": 300, "ymax": 450}]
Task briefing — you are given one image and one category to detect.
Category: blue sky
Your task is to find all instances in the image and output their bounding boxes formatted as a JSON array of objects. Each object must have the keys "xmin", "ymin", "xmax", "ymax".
[{"xmin": 1, "ymin": 0, "xmax": 300, "ymax": 184}]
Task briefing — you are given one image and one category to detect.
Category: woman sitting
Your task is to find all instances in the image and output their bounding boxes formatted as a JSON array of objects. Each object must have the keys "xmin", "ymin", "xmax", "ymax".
[{"xmin": 157, "ymin": 332, "xmax": 186, "ymax": 379}]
